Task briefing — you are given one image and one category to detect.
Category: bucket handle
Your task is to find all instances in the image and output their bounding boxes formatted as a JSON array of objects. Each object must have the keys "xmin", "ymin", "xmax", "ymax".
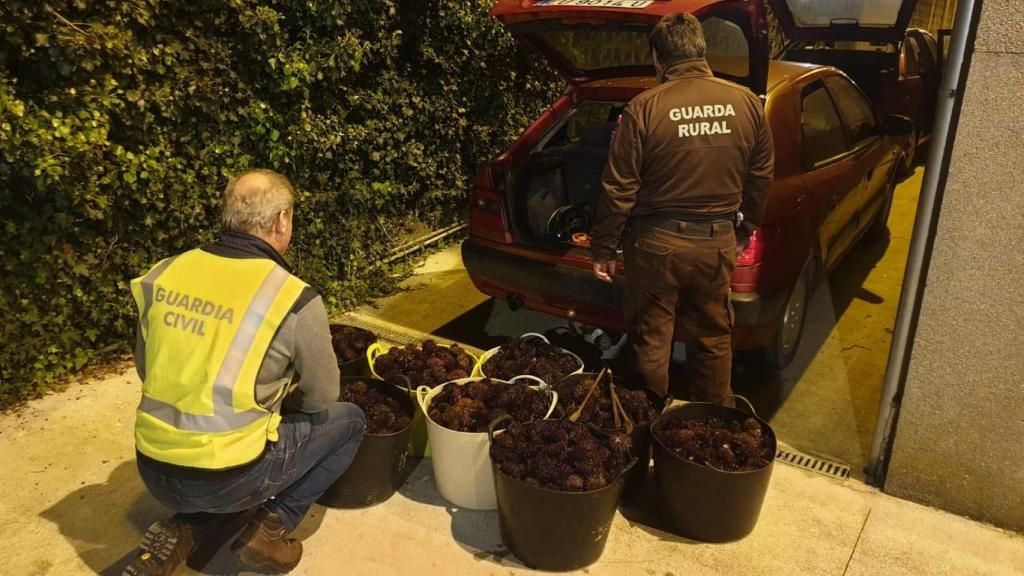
[
  {"xmin": 507, "ymin": 375, "xmax": 559, "ymax": 420},
  {"xmin": 543, "ymin": 389, "xmax": 560, "ymax": 419},
  {"xmin": 365, "ymin": 342, "xmax": 388, "ymax": 379},
  {"xmin": 487, "ymin": 414, "xmax": 515, "ymax": 443},
  {"xmin": 509, "ymin": 374, "xmax": 548, "ymax": 389},
  {"xmin": 472, "ymin": 348, "xmax": 492, "ymax": 378},
  {"xmin": 393, "ymin": 374, "xmax": 413, "ymax": 397},
  {"xmin": 519, "ymin": 332, "xmax": 551, "ymax": 344},
  {"xmin": 416, "ymin": 384, "xmax": 433, "ymax": 413},
  {"xmin": 729, "ymin": 394, "xmax": 759, "ymax": 419}
]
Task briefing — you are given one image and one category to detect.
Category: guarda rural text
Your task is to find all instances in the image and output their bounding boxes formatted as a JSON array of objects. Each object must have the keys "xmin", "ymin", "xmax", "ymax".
[{"xmin": 672, "ymin": 104, "xmax": 736, "ymax": 138}]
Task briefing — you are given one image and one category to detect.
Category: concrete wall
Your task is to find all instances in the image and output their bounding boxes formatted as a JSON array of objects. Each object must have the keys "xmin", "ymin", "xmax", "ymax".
[{"xmin": 885, "ymin": 1, "xmax": 1024, "ymax": 531}]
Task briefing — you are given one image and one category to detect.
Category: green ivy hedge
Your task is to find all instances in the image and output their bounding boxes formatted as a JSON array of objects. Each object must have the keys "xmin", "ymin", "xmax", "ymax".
[{"xmin": 0, "ymin": 0, "xmax": 562, "ymax": 407}]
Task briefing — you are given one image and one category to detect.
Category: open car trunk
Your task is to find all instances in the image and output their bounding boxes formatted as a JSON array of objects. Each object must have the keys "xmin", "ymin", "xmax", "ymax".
[
  {"xmin": 491, "ymin": 0, "xmax": 770, "ymax": 248},
  {"xmin": 770, "ymin": 0, "xmax": 920, "ymax": 103},
  {"xmin": 491, "ymin": 0, "xmax": 769, "ymax": 95},
  {"xmin": 515, "ymin": 101, "xmax": 626, "ymax": 247},
  {"xmin": 767, "ymin": 0, "xmax": 920, "ymax": 44}
]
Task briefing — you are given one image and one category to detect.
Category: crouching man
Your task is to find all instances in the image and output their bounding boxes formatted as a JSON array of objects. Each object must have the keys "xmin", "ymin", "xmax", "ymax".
[{"xmin": 124, "ymin": 169, "xmax": 365, "ymax": 575}]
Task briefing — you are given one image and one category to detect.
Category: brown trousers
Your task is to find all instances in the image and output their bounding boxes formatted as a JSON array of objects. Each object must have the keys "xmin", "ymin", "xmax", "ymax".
[{"xmin": 623, "ymin": 222, "xmax": 737, "ymax": 401}]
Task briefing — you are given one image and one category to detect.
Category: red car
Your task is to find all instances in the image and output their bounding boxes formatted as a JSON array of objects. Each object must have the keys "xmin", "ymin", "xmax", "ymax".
[
  {"xmin": 464, "ymin": 0, "xmax": 912, "ymax": 368},
  {"xmin": 776, "ymin": 4, "xmax": 941, "ymax": 172}
]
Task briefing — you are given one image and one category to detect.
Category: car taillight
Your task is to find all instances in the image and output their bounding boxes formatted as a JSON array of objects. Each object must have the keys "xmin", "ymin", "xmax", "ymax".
[
  {"xmin": 470, "ymin": 162, "xmax": 507, "ymax": 213},
  {"xmin": 473, "ymin": 160, "xmax": 508, "ymax": 193},
  {"xmin": 468, "ymin": 161, "xmax": 512, "ymax": 244},
  {"xmin": 473, "ymin": 195, "xmax": 502, "ymax": 214},
  {"xmin": 736, "ymin": 229, "xmax": 764, "ymax": 267}
]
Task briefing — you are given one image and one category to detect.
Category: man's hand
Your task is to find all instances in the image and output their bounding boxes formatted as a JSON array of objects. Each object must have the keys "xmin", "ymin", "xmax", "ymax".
[
  {"xmin": 593, "ymin": 260, "xmax": 617, "ymax": 283},
  {"xmin": 736, "ymin": 221, "xmax": 757, "ymax": 254},
  {"xmin": 737, "ymin": 234, "xmax": 751, "ymax": 254}
]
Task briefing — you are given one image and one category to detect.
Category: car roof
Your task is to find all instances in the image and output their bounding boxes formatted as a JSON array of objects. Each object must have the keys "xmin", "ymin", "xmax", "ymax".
[{"xmin": 767, "ymin": 60, "xmax": 821, "ymax": 93}]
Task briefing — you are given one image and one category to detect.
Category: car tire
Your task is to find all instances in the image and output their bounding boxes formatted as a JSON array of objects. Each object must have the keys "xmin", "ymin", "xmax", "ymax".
[{"xmin": 763, "ymin": 260, "xmax": 814, "ymax": 371}]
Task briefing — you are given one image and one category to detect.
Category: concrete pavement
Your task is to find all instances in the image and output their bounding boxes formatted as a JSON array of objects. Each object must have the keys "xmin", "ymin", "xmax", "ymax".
[{"xmin": 1, "ymin": 365, "xmax": 1021, "ymax": 575}]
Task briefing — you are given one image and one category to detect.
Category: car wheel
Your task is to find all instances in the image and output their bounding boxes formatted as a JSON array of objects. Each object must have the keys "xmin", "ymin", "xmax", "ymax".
[
  {"xmin": 865, "ymin": 164, "xmax": 900, "ymax": 243},
  {"xmin": 763, "ymin": 261, "xmax": 813, "ymax": 371}
]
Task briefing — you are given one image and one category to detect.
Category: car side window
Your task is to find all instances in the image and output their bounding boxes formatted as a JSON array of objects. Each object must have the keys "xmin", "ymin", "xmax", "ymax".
[
  {"xmin": 825, "ymin": 76, "xmax": 879, "ymax": 149},
  {"xmin": 801, "ymin": 82, "xmax": 849, "ymax": 170}
]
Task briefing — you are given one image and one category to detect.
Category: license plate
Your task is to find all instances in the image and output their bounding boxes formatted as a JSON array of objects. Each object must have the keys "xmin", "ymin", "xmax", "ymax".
[{"xmin": 534, "ymin": 0, "xmax": 655, "ymax": 8}]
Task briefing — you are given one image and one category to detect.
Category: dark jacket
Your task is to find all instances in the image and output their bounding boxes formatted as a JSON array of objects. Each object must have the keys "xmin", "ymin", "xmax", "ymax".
[{"xmin": 591, "ymin": 58, "xmax": 775, "ymax": 260}]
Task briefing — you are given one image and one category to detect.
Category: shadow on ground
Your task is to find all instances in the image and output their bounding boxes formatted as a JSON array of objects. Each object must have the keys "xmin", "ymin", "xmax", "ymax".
[
  {"xmin": 38, "ymin": 459, "xmax": 329, "ymax": 575},
  {"xmin": 397, "ymin": 461, "xmax": 524, "ymax": 569},
  {"xmin": 733, "ymin": 234, "xmax": 892, "ymax": 423},
  {"xmin": 39, "ymin": 460, "xmax": 165, "ymax": 575}
]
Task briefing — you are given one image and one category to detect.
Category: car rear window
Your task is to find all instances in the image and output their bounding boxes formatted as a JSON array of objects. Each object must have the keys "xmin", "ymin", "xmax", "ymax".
[
  {"xmin": 788, "ymin": 0, "xmax": 904, "ymax": 28},
  {"xmin": 527, "ymin": 15, "xmax": 751, "ymax": 80},
  {"xmin": 825, "ymin": 76, "xmax": 879, "ymax": 148},
  {"xmin": 801, "ymin": 82, "xmax": 849, "ymax": 170}
]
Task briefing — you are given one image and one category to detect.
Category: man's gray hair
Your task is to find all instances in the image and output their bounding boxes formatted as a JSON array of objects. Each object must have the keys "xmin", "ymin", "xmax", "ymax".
[
  {"xmin": 221, "ymin": 169, "xmax": 295, "ymax": 234},
  {"xmin": 649, "ymin": 13, "xmax": 707, "ymax": 68}
]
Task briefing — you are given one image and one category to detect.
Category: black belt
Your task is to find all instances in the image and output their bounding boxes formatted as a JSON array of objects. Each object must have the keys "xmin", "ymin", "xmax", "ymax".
[{"xmin": 652, "ymin": 219, "xmax": 735, "ymax": 238}]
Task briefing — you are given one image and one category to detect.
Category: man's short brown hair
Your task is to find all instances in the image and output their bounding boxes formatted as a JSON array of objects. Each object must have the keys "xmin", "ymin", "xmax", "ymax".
[{"xmin": 649, "ymin": 13, "xmax": 707, "ymax": 68}]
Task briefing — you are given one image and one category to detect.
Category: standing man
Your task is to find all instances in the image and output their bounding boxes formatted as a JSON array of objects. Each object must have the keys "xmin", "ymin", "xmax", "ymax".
[
  {"xmin": 124, "ymin": 169, "xmax": 365, "ymax": 575},
  {"xmin": 591, "ymin": 13, "xmax": 774, "ymax": 403}
]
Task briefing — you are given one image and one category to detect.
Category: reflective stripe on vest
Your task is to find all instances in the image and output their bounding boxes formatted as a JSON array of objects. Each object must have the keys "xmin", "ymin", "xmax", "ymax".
[{"xmin": 130, "ymin": 250, "xmax": 307, "ymax": 469}]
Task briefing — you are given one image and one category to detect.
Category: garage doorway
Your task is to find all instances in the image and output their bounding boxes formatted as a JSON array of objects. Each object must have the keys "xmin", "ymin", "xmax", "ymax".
[{"xmin": 730, "ymin": 0, "xmax": 964, "ymax": 480}]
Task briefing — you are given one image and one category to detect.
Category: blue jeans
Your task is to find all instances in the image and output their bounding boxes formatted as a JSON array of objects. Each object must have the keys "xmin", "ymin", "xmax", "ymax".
[{"xmin": 138, "ymin": 402, "xmax": 366, "ymax": 532}]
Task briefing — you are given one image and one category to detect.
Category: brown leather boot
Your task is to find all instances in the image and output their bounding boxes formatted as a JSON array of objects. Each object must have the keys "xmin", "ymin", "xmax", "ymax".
[
  {"xmin": 230, "ymin": 508, "xmax": 302, "ymax": 572},
  {"xmin": 122, "ymin": 518, "xmax": 196, "ymax": 576}
]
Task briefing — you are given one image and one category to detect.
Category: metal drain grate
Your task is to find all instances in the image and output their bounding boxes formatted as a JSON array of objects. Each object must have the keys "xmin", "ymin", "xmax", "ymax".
[
  {"xmin": 339, "ymin": 313, "xmax": 424, "ymax": 347},
  {"xmin": 776, "ymin": 447, "xmax": 851, "ymax": 480}
]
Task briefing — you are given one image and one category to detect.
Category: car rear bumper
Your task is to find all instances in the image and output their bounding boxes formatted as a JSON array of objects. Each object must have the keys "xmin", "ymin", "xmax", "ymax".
[{"xmin": 462, "ymin": 238, "xmax": 788, "ymax": 347}]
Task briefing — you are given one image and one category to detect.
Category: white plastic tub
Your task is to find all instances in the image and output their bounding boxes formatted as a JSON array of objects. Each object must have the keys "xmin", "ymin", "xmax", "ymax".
[
  {"xmin": 366, "ymin": 341, "xmax": 480, "ymax": 458},
  {"xmin": 417, "ymin": 376, "xmax": 557, "ymax": 510}
]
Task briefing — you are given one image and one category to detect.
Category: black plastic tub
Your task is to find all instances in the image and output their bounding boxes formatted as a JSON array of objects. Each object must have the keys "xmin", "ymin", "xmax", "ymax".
[
  {"xmin": 556, "ymin": 373, "xmax": 669, "ymax": 500},
  {"xmin": 490, "ymin": 420, "xmax": 636, "ymax": 571},
  {"xmin": 651, "ymin": 396, "xmax": 776, "ymax": 542},
  {"xmin": 319, "ymin": 378, "xmax": 413, "ymax": 509},
  {"xmin": 329, "ymin": 324, "xmax": 377, "ymax": 378}
]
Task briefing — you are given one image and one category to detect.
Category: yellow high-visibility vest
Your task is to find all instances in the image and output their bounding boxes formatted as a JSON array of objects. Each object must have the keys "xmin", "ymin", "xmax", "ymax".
[{"xmin": 129, "ymin": 249, "xmax": 308, "ymax": 469}]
